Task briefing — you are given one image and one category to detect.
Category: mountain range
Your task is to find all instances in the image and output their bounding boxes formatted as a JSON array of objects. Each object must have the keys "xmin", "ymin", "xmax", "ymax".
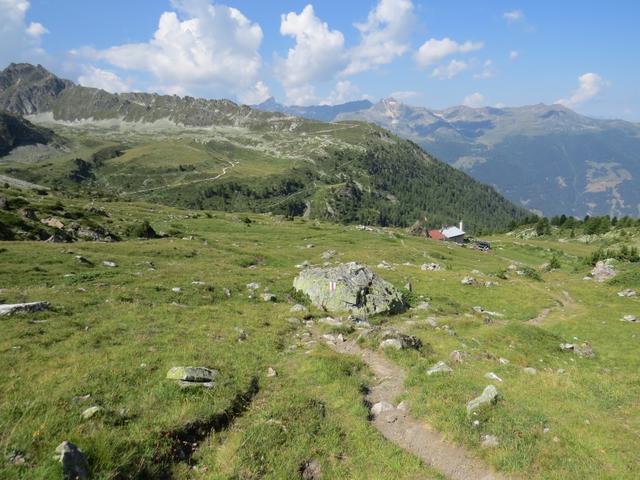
[
  {"xmin": 0, "ymin": 63, "xmax": 527, "ymax": 232},
  {"xmin": 255, "ymin": 97, "xmax": 640, "ymax": 218}
]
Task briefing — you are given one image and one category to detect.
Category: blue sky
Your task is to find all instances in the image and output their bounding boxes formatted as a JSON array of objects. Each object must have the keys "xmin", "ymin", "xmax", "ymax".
[{"xmin": 2, "ymin": 0, "xmax": 639, "ymax": 120}]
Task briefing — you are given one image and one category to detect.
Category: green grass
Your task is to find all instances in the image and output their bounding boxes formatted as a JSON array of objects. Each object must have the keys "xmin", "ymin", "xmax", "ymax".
[{"xmin": 0, "ymin": 195, "xmax": 639, "ymax": 479}]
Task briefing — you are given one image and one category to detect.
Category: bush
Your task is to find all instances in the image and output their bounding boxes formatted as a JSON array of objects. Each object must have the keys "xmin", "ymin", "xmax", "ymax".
[{"xmin": 585, "ymin": 245, "xmax": 639, "ymax": 265}]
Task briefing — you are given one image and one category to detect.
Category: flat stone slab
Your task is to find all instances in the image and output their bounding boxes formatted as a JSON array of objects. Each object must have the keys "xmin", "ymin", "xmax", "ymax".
[
  {"xmin": 166, "ymin": 366, "xmax": 219, "ymax": 383},
  {"xmin": 0, "ymin": 302, "xmax": 49, "ymax": 317}
]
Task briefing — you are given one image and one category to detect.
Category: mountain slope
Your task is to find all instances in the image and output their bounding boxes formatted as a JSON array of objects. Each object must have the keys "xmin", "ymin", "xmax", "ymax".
[
  {"xmin": 0, "ymin": 110, "xmax": 59, "ymax": 156},
  {"xmin": 334, "ymin": 99, "xmax": 640, "ymax": 218},
  {"xmin": 0, "ymin": 64, "xmax": 528, "ymax": 231}
]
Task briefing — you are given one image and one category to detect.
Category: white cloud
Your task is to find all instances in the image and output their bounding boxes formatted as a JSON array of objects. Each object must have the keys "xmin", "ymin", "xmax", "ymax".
[
  {"xmin": 473, "ymin": 59, "xmax": 496, "ymax": 79},
  {"xmin": 414, "ymin": 37, "xmax": 483, "ymax": 68},
  {"xmin": 277, "ymin": 4, "xmax": 347, "ymax": 99},
  {"xmin": 0, "ymin": 0, "xmax": 48, "ymax": 65},
  {"xmin": 26, "ymin": 21, "xmax": 48, "ymax": 38},
  {"xmin": 556, "ymin": 73, "xmax": 606, "ymax": 108},
  {"xmin": 390, "ymin": 90, "xmax": 420, "ymax": 101},
  {"xmin": 503, "ymin": 10, "xmax": 524, "ymax": 23},
  {"xmin": 432, "ymin": 59, "xmax": 468, "ymax": 79},
  {"xmin": 78, "ymin": 66, "xmax": 130, "ymax": 92},
  {"xmin": 321, "ymin": 80, "xmax": 361, "ymax": 105},
  {"xmin": 509, "ymin": 50, "xmax": 519, "ymax": 61},
  {"xmin": 238, "ymin": 81, "xmax": 271, "ymax": 105},
  {"xmin": 345, "ymin": 0, "xmax": 416, "ymax": 75},
  {"xmin": 79, "ymin": 0, "xmax": 263, "ymax": 98},
  {"xmin": 462, "ymin": 92, "xmax": 485, "ymax": 108}
]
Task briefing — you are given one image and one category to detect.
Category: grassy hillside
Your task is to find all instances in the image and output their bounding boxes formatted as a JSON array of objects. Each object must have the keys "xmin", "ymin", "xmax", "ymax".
[
  {"xmin": 0, "ymin": 119, "xmax": 527, "ymax": 233},
  {"xmin": 1, "ymin": 191, "xmax": 639, "ymax": 479}
]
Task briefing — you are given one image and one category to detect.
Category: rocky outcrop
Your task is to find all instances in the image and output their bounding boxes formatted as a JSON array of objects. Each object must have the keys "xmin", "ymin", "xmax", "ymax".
[
  {"xmin": 0, "ymin": 301, "xmax": 49, "ymax": 317},
  {"xmin": 293, "ymin": 262, "xmax": 406, "ymax": 315},
  {"xmin": 591, "ymin": 259, "xmax": 616, "ymax": 282}
]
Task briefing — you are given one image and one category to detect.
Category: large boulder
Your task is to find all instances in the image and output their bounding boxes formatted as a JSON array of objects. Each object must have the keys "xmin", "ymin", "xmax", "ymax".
[
  {"xmin": 591, "ymin": 259, "xmax": 616, "ymax": 282},
  {"xmin": 293, "ymin": 262, "xmax": 406, "ymax": 315}
]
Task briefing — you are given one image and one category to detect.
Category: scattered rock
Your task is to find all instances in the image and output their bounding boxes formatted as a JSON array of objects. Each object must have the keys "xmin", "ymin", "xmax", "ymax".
[
  {"xmin": 426, "ymin": 317, "xmax": 438, "ymax": 327},
  {"xmin": 560, "ymin": 342, "xmax": 595, "ymax": 358},
  {"xmin": 191, "ymin": 281, "xmax": 205, "ymax": 285},
  {"xmin": 622, "ymin": 315, "xmax": 638, "ymax": 323},
  {"xmin": 461, "ymin": 276, "xmax": 476, "ymax": 285},
  {"xmin": 397, "ymin": 400, "xmax": 409, "ymax": 412},
  {"xmin": 75, "ymin": 255, "xmax": 93, "ymax": 266},
  {"xmin": 246, "ymin": 282, "xmax": 260, "ymax": 290},
  {"xmin": 293, "ymin": 262, "xmax": 406, "ymax": 315},
  {"xmin": 480, "ymin": 434, "xmax": 499, "ymax": 448},
  {"xmin": 102, "ymin": 261, "xmax": 117, "ymax": 268},
  {"xmin": 235, "ymin": 327, "xmax": 248, "ymax": 341},
  {"xmin": 290, "ymin": 304, "xmax": 308, "ymax": 313},
  {"xmin": 55, "ymin": 441, "xmax": 88, "ymax": 480},
  {"xmin": 371, "ymin": 401, "xmax": 395, "ymax": 416},
  {"xmin": 81, "ymin": 406, "xmax": 102, "ymax": 420},
  {"xmin": 71, "ymin": 394, "xmax": 91, "ymax": 403},
  {"xmin": 261, "ymin": 293, "xmax": 276, "ymax": 302},
  {"xmin": 377, "ymin": 260, "xmax": 394, "ymax": 270},
  {"xmin": 618, "ymin": 289, "xmax": 637, "ymax": 297},
  {"xmin": 300, "ymin": 458, "xmax": 321, "ymax": 480},
  {"xmin": 414, "ymin": 301, "xmax": 430, "ymax": 310},
  {"xmin": 41, "ymin": 217, "xmax": 65, "ymax": 229},
  {"xmin": 167, "ymin": 366, "xmax": 218, "ymax": 389},
  {"xmin": 498, "ymin": 357, "xmax": 510, "ymax": 365},
  {"xmin": 318, "ymin": 316, "xmax": 343, "ymax": 327},
  {"xmin": 321, "ymin": 250, "xmax": 337, "ymax": 260},
  {"xmin": 0, "ymin": 301, "xmax": 49, "ymax": 317},
  {"xmin": 223, "ymin": 288, "xmax": 231, "ymax": 298},
  {"xmin": 421, "ymin": 263, "xmax": 442, "ymax": 271},
  {"xmin": 5, "ymin": 450, "xmax": 26, "ymax": 466},
  {"xmin": 523, "ymin": 367, "xmax": 537, "ymax": 375},
  {"xmin": 267, "ymin": 367, "xmax": 277, "ymax": 377},
  {"xmin": 379, "ymin": 328, "xmax": 422, "ymax": 350},
  {"xmin": 467, "ymin": 385, "xmax": 499, "ymax": 415},
  {"xmin": 171, "ymin": 287, "xmax": 182, "ymax": 293},
  {"xmin": 427, "ymin": 361, "xmax": 453, "ymax": 376},
  {"xmin": 296, "ymin": 260, "xmax": 311, "ymax": 269},
  {"xmin": 485, "ymin": 372, "xmax": 503, "ymax": 382},
  {"xmin": 591, "ymin": 259, "xmax": 616, "ymax": 282},
  {"xmin": 449, "ymin": 350, "xmax": 467, "ymax": 364}
]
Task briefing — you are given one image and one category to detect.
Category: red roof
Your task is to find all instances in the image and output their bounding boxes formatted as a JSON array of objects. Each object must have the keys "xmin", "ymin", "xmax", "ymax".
[{"xmin": 428, "ymin": 229, "xmax": 445, "ymax": 240}]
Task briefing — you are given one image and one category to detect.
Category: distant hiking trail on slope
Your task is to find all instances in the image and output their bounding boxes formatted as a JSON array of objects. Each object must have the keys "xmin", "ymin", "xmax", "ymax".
[{"xmin": 316, "ymin": 329, "xmax": 514, "ymax": 480}]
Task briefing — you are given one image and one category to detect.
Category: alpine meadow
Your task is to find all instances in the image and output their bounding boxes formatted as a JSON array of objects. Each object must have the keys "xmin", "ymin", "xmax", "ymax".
[{"xmin": 1, "ymin": 1, "xmax": 639, "ymax": 480}]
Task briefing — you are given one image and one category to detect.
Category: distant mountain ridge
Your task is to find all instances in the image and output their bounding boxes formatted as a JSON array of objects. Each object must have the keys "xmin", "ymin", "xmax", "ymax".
[
  {"xmin": 257, "ymin": 96, "xmax": 640, "ymax": 218},
  {"xmin": 254, "ymin": 97, "xmax": 373, "ymax": 122}
]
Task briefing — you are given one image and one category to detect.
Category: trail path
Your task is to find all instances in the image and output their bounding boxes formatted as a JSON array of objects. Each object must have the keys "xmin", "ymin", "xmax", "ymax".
[
  {"xmin": 526, "ymin": 290, "xmax": 575, "ymax": 325},
  {"xmin": 318, "ymin": 331, "xmax": 513, "ymax": 480},
  {"xmin": 125, "ymin": 160, "xmax": 238, "ymax": 195}
]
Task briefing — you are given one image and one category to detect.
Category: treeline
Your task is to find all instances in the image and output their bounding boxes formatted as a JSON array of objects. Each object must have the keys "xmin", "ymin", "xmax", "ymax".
[{"xmin": 519, "ymin": 214, "xmax": 640, "ymax": 237}]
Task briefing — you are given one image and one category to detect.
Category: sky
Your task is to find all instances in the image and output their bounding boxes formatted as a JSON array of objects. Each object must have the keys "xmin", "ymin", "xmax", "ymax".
[{"xmin": 2, "ymin": 0, "xmax": 639, "ymax": 120}]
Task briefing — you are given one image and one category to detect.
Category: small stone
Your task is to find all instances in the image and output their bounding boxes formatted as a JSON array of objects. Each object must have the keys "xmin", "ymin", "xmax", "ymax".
[
  {"xmin": 449, "ymin": 350, "xmax": 467, "ymax": 363},
  {"xmin": 71, "ymin": 394, "xmax": 91, "ymax": 403},
  {"xmin": 427, "ymin": 361, "xmax": 453, "ymax": 376},
  {"xmin": 191, "ymin": 281, "xmax": 205, "ymax": 285},
  {"xmin": 321, "ymin": 250, "xmax": 336, "ymax": 260},
  {"xmin": 426, "ymin": 317, "xmax": 438, "ymax": 327},
  {"xmin": 523, "ymin": 367, "xmax": 537, "ymax": 375},
  {"xmin": 55, "ymin": 441, "xmax": 88, "ymax": 480},
  {"xmin": 618, "ymin": 289, "xmax": 637, "ymax": 297},
  {"xmin": 246, "ymin": 282, "xmax": 260, "ymax": 290},
  {"xmin": 371, "ymin": 401, "xmax": 395, "ymax": 416},
  {"xmin": 5, "ymin": 451, "xmax": 26, "ymax": 465},
  {"xmin": 300, "ymin": 458, "xmax": 321, "ymax": 480},
  {"xmin": 467, "ymin": 385, "xmax": 499, "ymax": 415},
  {"xmin": 223, "ymin": 288, "xmax": 231, "ymax": 298},
  {"xmin": 421, "ymin": 263, "xmax": 441, "ymax": 271},
  {"xmin": 236, "ymin": 328, "xmax": 248, "ymax": 341},
  {"xmin": 461, "ymin": 276, "xmax": 475, "ymax": 285},
  {"xmin": 485, "ymin": 372, "xmax": 503, "ymax": 382},
  {"xmin": 81, "ymin": 406, "xmax": 102, "ymax": 420},
  {"xmin": 622, "ymin": 315, "xmax": 637, "ymax": 323},
  {"xmin": 166, "ymin": 366, "xmax": 219, "ymax": 382},
  {"xmin": 319, "ymin": 316, "xmax": 343, "ymax": 327},
  {"xmin": 290, "ymin": 304, "xmax": 308, "ymax": 313},
  {"xmin": 261, "ymin": 293, "xmax": 276, "ymax": 302},
  {"xmin": 543, "ymin": 427, "xmax": 551, "ymax": 434},
  {"xmin": 267, "ymin": 367, "xmax": 277, "ymax": 377},
  {"xmin": 498, "ymin": 357, "xmax": 510, "ymax": 365},
  {"xmin": 171, "ymin": 287, "xmax": 182, "ymax": 293},
  {"xmin": 480, "ymin": 434, "xmax": 499, "ymax": 448},
  {"xmin": 102, "ymin": 261, "xmax": 117, "ymax": 268},
  {"xmin": 472, "ymin": 420, "xmax": 481, "ymax": 428}
]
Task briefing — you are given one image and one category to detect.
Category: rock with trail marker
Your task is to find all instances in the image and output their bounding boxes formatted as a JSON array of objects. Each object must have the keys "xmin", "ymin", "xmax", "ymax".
[{"xmin": 293, "ymin": 262, "xmax": 406, "ymax": 315}]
